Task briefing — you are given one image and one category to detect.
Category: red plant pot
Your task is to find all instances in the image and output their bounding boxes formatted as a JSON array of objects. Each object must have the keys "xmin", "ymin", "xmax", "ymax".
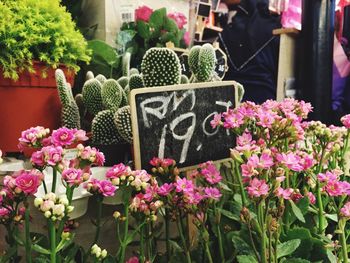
[{"xmin": 0, "ymin": 62, "xmax": 75, "ymax": 153}]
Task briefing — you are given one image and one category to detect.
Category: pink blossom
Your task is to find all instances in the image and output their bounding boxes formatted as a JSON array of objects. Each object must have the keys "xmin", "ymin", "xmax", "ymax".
[
  {"xmin": 275, "ymin": 187, "xmax": 293, "ymax": 199},
  {"xmin": 74, "ymin": 129, "xmax": 89, "ymax": 142},
  {"xmin": 237, "ymin": 101, "xmax": 257, "ymax": 118},
  {"xmin": 246, "ymin": 178, "xmax": 269, "ymax": 198},
  {"xmin": 340, "ymin": 202, "xmax": 350, "ymax": 217},
  {"xmin": 324, "ymin": 180, "xmax": 344, "ymax": 196},
  {"xmin": 317, "ymin": 171, "xmax": 338, "ymax": 183},
  {"xmin": 256, "ymin": 110, "xmax": 276, "ymax": 128},
  {"xmin": 258, "ymin": 153, "xmax": 274, "ymax": 169},
  {"xmin": 237, "ymin": 132, "xmax": 253, "ymax": 146},
  {"xmin": 222, "ymin": 110, "xmax": 244, "ymax": 129},
  {"xmin": 31, "ymin": 150, "xmax": 46, "ymax": 167},
  {"xmin": 126, "ymin": 256, "xmax": 139, "ymax": 263},
  {"xmin": 184, "ymin": 191, "xmax": 203, "ymax": 205},
  {"xmin": 143, "ymin": 185, "xmax": 159, "ymax": 202},
  {"xmin": 131, "ymin": 170, "xmax": 151, "ymax": 189},
  {"xmin": 276, "ymin": 152, "xmax": 303, "ymax": 172},
  {"xmin": 98, "ymin": 180, "xmax": 117, "ymax": 197},
  {"xmin": 306, "ymin": 192, "xmax": 316, "ymax": 204},
  {"xmin": 183, "ymin": 31, "xmax": 190, "ymax": 46},
  {"xmin": 204, "ymin": 187, "xmax": 222, "ymax": 201},
  {"xmin": 200, "ymin": 161, "xmax": 222, "ymax": 184},
  {"xmin": 106, "ymin": 163, "xmax": 131, "ymax": 179},
  {"xmin": 162, "ymin": 158, "xmax": 175, "ymax": 167},
  {"xmin": 168, "ymin": 12, "xmax": 187, "ymax": 29},
  {"xmin": 18, "ymin": 126, "xmax": 50, "ymax": 149},
  {"xmin": 150, "ymin": 157, "xmax": 162, "ymax": 167},
  {"xmin": 0, "ymin": 207, "xmax": 10, "ymax": 217},
  {"xmin": 291, "ymin": 191, "xmax": 303, "ymax": 202},
  {"xmin": 14, "ymin": 170, "xmax": 42, "ymax": 195},
  {"xmin": 41, "ymin": 146, "xmax": 64, "ymax": 166},
  {"xmin": 175, "ymin": 177, "xmax": 194, "ymax": 194},
  {"xmin": 135, "ymin": 5, "xmax": 153, "ymax": 22},
  {"xmin": 51, "ymin": 127, "xmax": 75, "ymax": 146},
  {"xmin": 158, "ymin": 183, "xmax": 174, "ymax": 196},
  {"xmin": 62, "ymin": 168, "xmax": 85, "ymax": 187},
  {"xmin": 77, "ymin": 145, "xmax": 105, "ymax": 166},
  {"xmin": 341, "ymin": 114, "xmax": 350, "ymax": 128},
  {"xmin": 241, "ymin": 163, "xmax": 258, "ymax": 178}
]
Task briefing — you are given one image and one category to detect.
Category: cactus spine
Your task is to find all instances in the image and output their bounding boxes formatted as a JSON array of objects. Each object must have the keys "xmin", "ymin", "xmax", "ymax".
[
  {"xmin": 95, "ymin": 74, "xmax": 107, "ymax": 84},
  {"xmin": 188, "ymin": 44, "xmax": 217, "ymax": 82},
  {"xmin": 101, "ymin": 79, "xmax": 124, "ymax": 111},
  {"xmin": 129, "ymin": 74, "xmax": 145, "ymax": 90},
  {"xmin": 91, "ymin": 110, "xmax": 122, "ymax": 145},
  {"xmin": 114, "ymin": 106, "xmax": 133, "ymax": 143},
  {"xmin": 117, "ymin": 76, "xmax": 129, "ymax": 89},
  {"xmin": 82, "ymin": 79, "xmax": 104, "ymax": 116}
]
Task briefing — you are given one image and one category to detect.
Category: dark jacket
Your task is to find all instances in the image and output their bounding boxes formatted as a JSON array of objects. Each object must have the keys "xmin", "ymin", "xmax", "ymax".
[{"xmin": 220, "ymin": 0, "xmax": 281, "ymax": 104}]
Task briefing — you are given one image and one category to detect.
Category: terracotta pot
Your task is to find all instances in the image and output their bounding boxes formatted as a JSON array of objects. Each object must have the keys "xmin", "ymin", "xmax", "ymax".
[{"xmin": 0, "ymin": 62, "xmax": 75, "ymax": 153}]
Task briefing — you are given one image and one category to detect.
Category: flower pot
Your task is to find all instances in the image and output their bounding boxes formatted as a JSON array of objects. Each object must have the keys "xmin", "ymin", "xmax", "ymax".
[
  {"xmin": 90, "ymin": 143, "xmax": 132, "ymax": 167},
  {"xmin": 0, "ymin": 62, "xmax": 75, "ymax": 153}
]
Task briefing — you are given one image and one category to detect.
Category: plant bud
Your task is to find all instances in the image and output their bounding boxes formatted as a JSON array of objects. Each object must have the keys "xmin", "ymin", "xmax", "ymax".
[
  {"xmin": 113, "ymin": 211, "xmax": 121, "ymax": 219},
  {"xmin": 101, "ymin": 249, "xmax": 107, "ymax": 258},
  {"xmin": 44, "ymin": 211, "xmax": 52, "ymax": 218},
  {"xmin": 34, "ymin": 198, "xmax": 43, "ymax": 207}
]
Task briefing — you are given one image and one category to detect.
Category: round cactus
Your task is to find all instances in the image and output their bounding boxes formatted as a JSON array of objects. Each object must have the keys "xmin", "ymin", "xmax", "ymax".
[
  {"xmin": 92, "ymin": 110, "xmax": 122, "ymax": 145},
  {"xmin": 114, "ymin": 106, "xmax": 133, "ymax": 143},
  {"xmin": 180, "ymin": 75, "xmax": 189, "ymax": 84},
  {"xmin": 130, "ymin": 68, "xmax": 139, "ymax": 76},
  {"xmin": 101, "ymin": 79, "xmax": 123, "ymax": 111},
  {"xmin": 188, "ymin": 45, "xmax": 201, "ymax": 76},
  {"xmin": 122, "ymin": 52, "xmax": 131, "ymax": 77},
  {"xmin": 129, "ymin": 74, "xmax": 145, "ymax": 90},
  {"xmin": 141, "ymin": 48, "xmax": 181, "ymax": 87},
  {"xmin": 196, "ymin": 44, "xmax": 216, "ymax": 82},
  {"xmin": 95, "ymin": 74, "xmax": 107, "ymax": 84},
  {"xmin": 117, "ymin": 76, "xmax": 129, "ymax": 89},
  {"xmin": 86, "ymin": 71, "xmax": 94, "ymax": 80},
  {"xmin": 82, "ymin": 79, "xmax": 104, "ymax": 116}
]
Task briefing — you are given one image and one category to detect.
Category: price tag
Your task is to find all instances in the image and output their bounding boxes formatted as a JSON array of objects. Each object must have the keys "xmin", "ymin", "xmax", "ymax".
[
  {"xmin": 64, "ymin": 149, "xmax": 78, "ymax": 161},
  {"xmin": 120, "ymin": 4, "xmax": 135, "ymax": 23},
  {"xmin": 214, "ymin": 47, "xmax": 228, "ymax": 80}
]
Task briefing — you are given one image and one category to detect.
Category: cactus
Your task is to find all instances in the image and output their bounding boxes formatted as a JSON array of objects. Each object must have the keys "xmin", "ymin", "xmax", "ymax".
[
  {"xmin": 82, "ymin": 79, "xmax": 104, "ymax": 116},
  {"xmin": 180, "ymin": 75, "xmax": 189, "ymax": 84},
  {"xmin": 74, "ymin": 93, "xmax": 86, "ymax": 119},
  {"xmin": 141, "ymin": 48, "xmax": 181, "ymax": 87},
  {"xmin": 188, "ymin": 46, "xmax": 201, "ymax": 76},
  {"xmin": 196, "ymin": 43, "xmax": 216, "ymax": 82},
  {"xmin": 124, "ymin": 85, "xmax": 130, "ymax": 96},
  {"xmin": 120, "ymin": 89, "xmax": 129, "ymax": 107},
  {"xmin": 91, "ymin": 110, "xmax": 122, "ymax": 145},
  {"xmin": 122, "ymin": 52, "xmax": 131, "ymax": 77},
  {"xmin": 130, "ymin": 68, "xmax": 139, "ymax": 76},
  {"xmin": 117, "ymin": 76, "xmax": 129, "ymax": 89},
  {"xmin": 129, "ymin": 74, "xmax": 145, "ymax": 90},
  {"xmin": 95, "ymin": 74, "xmax": 107, "ymax": 84},
  {"xmin": 101, "ymin": 79, "xmax": 124, "ymax": 111},
  {"xmin": 55, "ymin": 69, "xmax": 81, "ymax": 129},
  {"xmin": 86, "ymin": 71, "xmax": 94, "ymax": 80},
  {"xmin": 114, "ymin": 106, "xmax": 133, "ymax": 143}
]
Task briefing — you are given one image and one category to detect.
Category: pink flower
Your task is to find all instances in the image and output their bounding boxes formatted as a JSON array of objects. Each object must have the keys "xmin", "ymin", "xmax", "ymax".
[
  {"xmin": 175, "ymin": 177, "xmax": 194, "ymax": 194},
  {"xmin": 126, "ymin": 256, "xmax": 139, "ymax": 263},
  {"xmin": 150, "ymin": 157, "xmax": 162, "ymax": 167},
  {"xmin": 324, "ymin": 180, "xmax": 344, "ymax": 196},
  {"xmin": 135, "ymin": 5, "xmax": 153, "ymax": 22},
  {"xmin": 256, "ymin": 110, "xmax": 276, "ymax": 128},
  {"xmin": 317, "ymin": 171, "xmax": 338, "ymax": 183},
  {"xmin": 106, "ymin": 163, "xmax": 131, "ymax": 179},
  {"xmin": 223, "ymin": 110, "xmax": 244, "ymax": 129},
  {"xmin": 41, "ymin": 146, "xmax": 64, "ymax": 166},
  {"xmin": 62, "ymin": 168, "xmax": 85, "ymax": 187},
  {"xmin": 158, "ymin": 183, "xmax": 174, "ymax": 196},
  {"xmin": 275, "ymin": 187, "xmax": 293, "ymax": 199},
  {"xmin": 276, "ymin": 152, "xmax": 303, "ymax": 172},
  {"xmin": 0, "ymin": 207, "xmax": 10, "ymax": 217},
  {"xmin": 200, "ymin": 161, "xmax": 222, "ymax": 184},
  {"xmin": 237, "ymin": 132, "xmax": 253, "ymax": 146},
  {"xmin": 168, "ymin": 12, "xmax": 187, "ymax": 29},
  {"xmin": 183, "ymin": 31, "xmax": 190, "ymax": 46},
  {"xmin": 77, "ymin": 145, "xmax": 105, "ymax": 166},
  {"xmin": 306, "ymin": 192, "xmax": 316, "ymax": 204},
  {"xmin": 18, "ymin": 126, "xmax": 50, "ymax": 149},
  {"xmin": 98, "ymin": 180, "xmax": 117, "ymax": 197},
  {"xmin": 246, "ymin": 178, "xmax": 269, "ymax": 198},
  {"xmin": 241, "ymin": 163, "xmax": 258, "ymax": 178},
  {"xmin": 143, "ymin": 184, "xmax": 159, "ymax": 202},
  {"xmin": 184, "ymin": 191, "xmax": 203, "ymax": 205},
  {"xmin": 204, "ymin": 187, "xmax": 222, "ymax": 201},
  {"xmin": 161, "ymin": 158, "xmax": 175, "ymax": 167},
  {"xmin": 131, "ymin": 170, "xmax": 151, "ymax": 189},
  {"xmin": 258, "ymin": 153, "xmax": 274, "ymax": 169},
  {"xmin": 340, "ymin": 202, "xmax": 350, "ymax": 217},
  {"xmin": 31, "ymin": 150, "xmax": 46, "ymax": 167},
  {"xmin": 74, "ymin": 129, "xmax": 89, "ymax": 142},
  {"xmin": 341, "ymin": 114, "xmax": 350, "ymax": 128},
  {"xmin": 14, "ymin": 170, "xmax": 42, "ymax": 195},
  {"xmin": 51, "ymin": 127, "xmax": 75, "ymax": 146}
]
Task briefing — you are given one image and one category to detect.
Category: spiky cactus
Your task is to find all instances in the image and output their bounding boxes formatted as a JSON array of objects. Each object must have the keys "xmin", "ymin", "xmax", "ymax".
[
  {"xmin": 95, "ymin": 74, "xmax": 107, "ymax": 84},
  {"xmin": 124, "ymin": 85, "xmax": 130, "ymax": 96},
  {"xmin": 120, "ymin": 90, "xmax": 129, "ymax": 107},
  {"xmin": 129, "ymin": 74, "xmax": 145, "ymax": 90},
  {"xmin": 122, "ymin": 52, "xmax": 131, "ymax": 77},
  {"xmin": 117, "ymin": 76, "xmax": 129, "ymax": 89},
  {"xmin": 141, "ymin": 48, "xmax": 181, "ymax": 87},
  {"xmin": 188, "ymin": 46, "xmax": 201, "ymax": 76},
  {"xmin": 55, "ymin": 69, "xmax": 81, "ymax": 129},
  {"xmin": 91, "ymin": 110, "xmax": 122, "ymax": 145},
  {"xmin": 180, "ymin": 75, "xmax": 189, "ymax": 84},
  {"xmin": 130, "ymin": 68, "xmax": 139, "ymax": 76},
  {"xmin": 101, "ymin": 79, "xmax": 124, "ymax": 111},
  {"xmin": 114, "ymin": 106, "xmax": 132, "ymax": 143},
  {"xmin": 188, "ymin": 44, "xmax": 216, "ymax": 82},
  {"xmin": 82, "ymin": 79, "xmax": 104, "ymax": 116},
  {"xmin": 86, "ymin": 71, "xmax": 94, "ymax": 80},
  {"xmin": 74, "ymin": 93, "xmax": 86, "ymax": 120}
]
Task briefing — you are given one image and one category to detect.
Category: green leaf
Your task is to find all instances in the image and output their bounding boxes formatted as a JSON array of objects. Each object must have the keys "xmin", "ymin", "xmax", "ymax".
[
  {"xmin": 137, "ymin": 20, "xmax": 150, "ymax": 39},
  {"xmin": 32, "ymin": 244, "xmax": 51, "ymax": 255},
  {"xmin": 55, "ymin": 233, "xmax": 75, "ymax": 253},
  {"xmin": 231, "ymin": 233, "xmax": 255, "ymax": 255},
  {"xmin": 326, "ymin": 249, "xmax": 337, "ymax": 263},
  {"xmin": 219, "ymin": 208, "xmax": 240, "ymax": 222},
  {"xmin": 280, "ymin": 258, "xmax": 311, "ymax": 263},
  {"xmin": 325, "ymin": 213, "xmax": 338, "ymax": 222},
  {"xmin": 32, "ymin": 255, "xmax": 50, "ymax": 263},
  {"xmin": 13, "ymin": 233, "xmax": 24, "ymax": 246},
  {"xmin": 236, "ymin": 255, "xmax": 258, "ymax": 263},
  {"xmin": 277, "ymin": 239, "xmax": 301, "ymax": 259},
  {"xmin": 116, "ymin": 30, "xmax": 137, "ymax": 47},
  {"xmin": 164, "ymin": 17, "xmax": 179, "ymax": 33},
  {"xmin": 282, "ymin": 228, "xmax": 312, "ymax": 259},
  {"xmin": 88, "ymin": 40, "xmax": 118, "ymax": 66},
  {"xmin": 290, "ymin": 200, "xmax": 305, "ymax": 223},
  {"xmin": 149, "ymin": 8, "xmax": 166, "ymax": 28}
]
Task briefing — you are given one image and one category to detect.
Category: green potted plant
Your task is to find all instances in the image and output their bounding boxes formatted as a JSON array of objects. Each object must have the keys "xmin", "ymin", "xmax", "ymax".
[{"xmin": 0, "ymin": 0, "xmax": 91, "ymax": 153}]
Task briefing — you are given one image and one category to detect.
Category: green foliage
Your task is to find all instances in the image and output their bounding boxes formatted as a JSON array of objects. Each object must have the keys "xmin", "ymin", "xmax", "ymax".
[
  {"xmin": 277, "ymin": 239, "xmax": 301, "ymax": 259},
  {"xmin": 0, "ymin": 0, "xmax": 91, "ymax": 80},
  {"xmin": 91, "ymin": 110, "xmax": 122, "ymax": 145},
  {"xmin": 141, "ymin": 48, "xmax": 181, "ymax": 87},
  {"xmin": 82, "ymin": 79, "xmax": 104, "ymax": 116},
  {"xmin": 114, "ymin": 106, "xmax": 133, "ymax": 143}
]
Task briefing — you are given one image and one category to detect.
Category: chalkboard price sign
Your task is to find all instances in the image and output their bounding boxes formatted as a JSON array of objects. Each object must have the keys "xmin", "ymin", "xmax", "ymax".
[{"xmin": 130, "ymin": 81, "xmax": 239, "ymax": 170}]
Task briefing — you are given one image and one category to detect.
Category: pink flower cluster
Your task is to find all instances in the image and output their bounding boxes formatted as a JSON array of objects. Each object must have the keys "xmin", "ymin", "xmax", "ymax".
[
  {"xmin": 318, "ymin": 171, "xmax": 350, "ymax": 197},
  {"xmin": 76, "ymin": 144, "xmax": 105, "ymax": 167},
  {"xmin": 51, "ymin": 127, "xmax": 88, "ymax": 147},
  {"xmin": 31, "ymin": 145, "xmax": 65, "ymax": 168},
  {"xmin": 149, "ymin": 157, "xmax": 175, "ymax": 168},
  {"xmin": 85, "ymin": 179, "xmax": 116, "ymax": 197},
  {"xmin": 62, "ymin": 168, "xmax": 91, "ymax": 187},
  {"xmin": 341, "ymin": 114, "xmax": 350, "ymax": 129},
  {"xmin": 18, "ymin": 126, "xmax": 50, "ymax": 150},
  {"xmin": 168, "ymin": 12, "xmax": 187, "ymax": 29},
  {"xmin": 3, "ymin": 170, "xmax": 43, "ymax": 196},
  {"xmin": 135, "ymin": 5, "xmax": 153, "ymax": 22}
]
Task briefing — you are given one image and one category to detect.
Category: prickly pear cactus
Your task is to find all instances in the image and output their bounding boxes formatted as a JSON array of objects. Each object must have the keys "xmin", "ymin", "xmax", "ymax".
[
  {"xmin": 119, "ymin": 89, "xmax": 129, "ymax": 107},
  {"xmin": 196, "ymin": 43, "xmax": 216, "ymax": 82},
  {"xmin": 188, "ymin": 46, "xmax": 201, "ymax": 76},
  {"xmin": 75, "ymin": 93, "xmax": 86, "ymax": 119},
  {"xmin": 82, "ymin": 79, "xmax": 104, "ymax": 116},
  {"xmin": 129, "ymin": 74, "xmax": 145, "ymax": 90},
  {"xmin": 95, "ymin": 74, "xmax": 107, "ymax": 84},
  {"xmin": 86, "ymin": 71, "xmax": 94, "ymax": 80},
  {"xmin": 117, "ymin": 76, "xmax": 129, "ymax": 89},
  {"xmin": 92, "ymin": 110, "xmax": 122, "ymax": 145},
  {"xmin": 101, "ymin": 79, "xmax": 123, "ymax": 112},
  {"xmin": 55, "ymin": 69, "xmax": 81, "ymax": 129},
  {"xmin": 130, "ymin": 68, "xmax": 139, "ymax": 76},
  {"xmin": 114, "ymin": 106, "xmax": 133, "ymax": 143},
  {"xmin": 122, "ymin": 52, "xmax": 131, "ymax": 77},
  {"xmin": 180, "ymin": 75, "xmax": 189, "ymax": 84},
  {"xmin": 141, "ymin": 48, "xmax": 181, "ymax": 87},
  {"xmin": 124, "ymin": 85, "xmax": 130, "ymax": 96}
]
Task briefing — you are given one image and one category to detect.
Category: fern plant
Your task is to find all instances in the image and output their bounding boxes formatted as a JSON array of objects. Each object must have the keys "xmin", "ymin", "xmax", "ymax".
[{"xmin": 0, "ymin": 0, "xmax": 91, "ymax": 80}]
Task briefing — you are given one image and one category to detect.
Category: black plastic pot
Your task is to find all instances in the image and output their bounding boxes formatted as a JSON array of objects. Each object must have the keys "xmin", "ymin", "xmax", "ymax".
[{"xmin": 90, "ymin": 143, "xmax": 132, "ymax": 167}]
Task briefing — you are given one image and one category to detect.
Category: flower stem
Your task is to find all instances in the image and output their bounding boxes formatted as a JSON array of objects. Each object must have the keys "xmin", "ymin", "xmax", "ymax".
[
  {"xmin": 234, "ymin": 162, "xmax": 246, "ymax": 207},
  {"xmin": 176, "ymin": 216, "xmax": 192, "ymax": 263},
  {"xmin": 316, "ymin": 182, "xmax": 325, "ymax": 234},
  {"xmin": 119, "ymin": 204, "xmax": 129, "ymax": 263},
  {"xmin": 340, "ymin": 220, "xmax": 349, "ymax": 263},
  {"xmin": 48, "ymin": 220, "xmax": 57, "ymax": 263},
  {"xmin": 140, "ymin": 224, "xmax": 145, "ymax": 263},
  {"xmin": 204, "ymin": 240, "xmax": 213, "ymax": 263},
  {"xmin": 215, "ymin": 206, "xmax": 225, "ymax": 263},
  {"xmin": 93, "ymin": 196, "xmax": 103, "ymax": 245},
  {"xmin": 258, "ymin": 202, "xmax": 267, "ymax": 263},
  {"xmin": 51, "ymin": 168, "xmax": 57, "ymax": 193},
  {"xmin": 165, "ymin": 210, "xmax": 171, "ymax": 261},
  {"xmin": 24, "ymin": 205, "xmax": 32, "ymax": 263}
]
